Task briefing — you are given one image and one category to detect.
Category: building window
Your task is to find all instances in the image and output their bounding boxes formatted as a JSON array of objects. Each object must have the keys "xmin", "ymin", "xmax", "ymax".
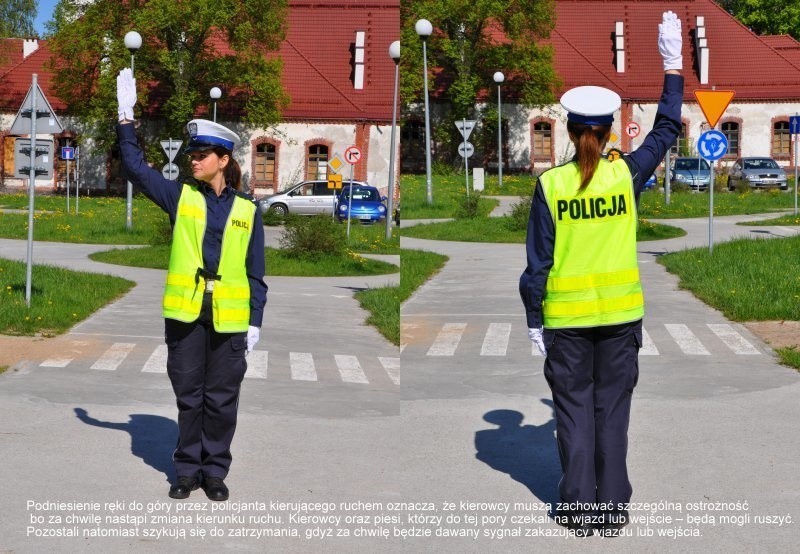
[
  {"xmin": 721, "ymin": 121, "xmax": 740, "ymax": 157},
  {"xmin": 533, "ymin": 121, "xmax": 552, "ymax": 160},
  {"xmin": 400, "ymin": 120, "xmax": 425, "ymax": 172},
  {"xmin": 254, "ymin": 142, "xmax": 276, "ymax": 185},
  {"xmin": 772, "ymin": 121, "xmax": 790, "ymax": 158},
  {"xmin": 670, "ymin": 123, "xmax": 688, "ymax": 155},
  {"xmin": 306, "ymin": 144, "xmax": 328, "ymax": 180}
]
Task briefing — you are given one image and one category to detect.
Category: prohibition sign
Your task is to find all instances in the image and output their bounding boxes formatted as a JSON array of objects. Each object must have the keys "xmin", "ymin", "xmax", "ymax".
[
  {"xmin": 344, "ymin": 145, "xmax": 362, "ymax": 165},
  {"xmin": 625, "ymin": 122, "xmax": 641, "ymax": 138}
]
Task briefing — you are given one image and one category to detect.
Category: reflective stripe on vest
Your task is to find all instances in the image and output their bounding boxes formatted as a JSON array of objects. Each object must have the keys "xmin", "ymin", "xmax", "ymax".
[
  {"xmin": 162, "ymin": 184, "xmax": 255, "ymax": 332},
  {"xmin": 540, "ymin": 158, "xmax": 644, "ymax": 328}
]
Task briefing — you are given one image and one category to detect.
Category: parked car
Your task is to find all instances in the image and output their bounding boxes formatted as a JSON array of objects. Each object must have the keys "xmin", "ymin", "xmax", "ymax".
[
  {"xmin": 336, "ymin": 184, "xmax": 387, "ymax": 223},
  {"xmin": 671, "ymin": 157, "xmax": 711, "ymax": 191},
  {"xmin": 643, "ymin": 173, "xmax": 657, "ymax": 190},
  {"xmin": 258, "ymin": 179, "xmax": 368, "ymax": 216},
  {"xmin": 727, "ymin": 157, "xmax": 788, "ymax": 191}
]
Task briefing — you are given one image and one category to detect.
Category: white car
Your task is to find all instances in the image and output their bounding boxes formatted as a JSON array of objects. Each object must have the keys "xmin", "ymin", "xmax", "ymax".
[{"xmin": 259, "ymin": 180, "xmax": 368, "ymax": 216}]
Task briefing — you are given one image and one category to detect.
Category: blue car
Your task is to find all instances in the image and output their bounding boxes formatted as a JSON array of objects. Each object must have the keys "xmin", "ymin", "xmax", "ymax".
[{"xmin": 336, "ymin": 184, "xmax": 387, "ymax": 223}]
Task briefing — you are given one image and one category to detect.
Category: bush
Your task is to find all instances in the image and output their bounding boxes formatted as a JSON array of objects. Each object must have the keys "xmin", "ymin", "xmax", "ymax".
[
  {"xmin": 262, "ymin": 207, "xmax": 285, "ymax": 226},
  {"xmin": 506, "ymin": 195, "xmax": 532, "ymax": 231},
  {"xmin": 278, "ymin": 215, "xmax": 346, "ymax": 259},
  {"xmin": 669, "ymin": 180, "xmax": 691, "ymax": 193},
  {"xmin": 455, "ymin": 192, "xmax": 481, "ymax": 219}
]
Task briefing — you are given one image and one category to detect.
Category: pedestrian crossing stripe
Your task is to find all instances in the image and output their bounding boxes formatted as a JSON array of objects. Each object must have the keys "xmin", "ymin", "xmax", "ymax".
[
  {"xmin": 419, "ymin": 321, "xmax": 762, "ymax": 358},
  {"xmin": 37, "ymin": 344, "xmax": 398, "ymax": 386}
]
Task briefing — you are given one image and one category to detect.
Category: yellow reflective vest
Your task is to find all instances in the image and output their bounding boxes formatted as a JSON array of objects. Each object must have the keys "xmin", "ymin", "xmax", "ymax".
[
  {"xmin": 162, "ymin": 184, "xmax": 255, "ymax": 332},
  {"xmin": 540, "ymin": 158, "xmax": 644, "ymax": 328}
]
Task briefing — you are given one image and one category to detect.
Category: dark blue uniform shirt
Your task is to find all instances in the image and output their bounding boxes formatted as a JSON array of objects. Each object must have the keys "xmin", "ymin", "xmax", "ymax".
[
  {"xmin": 117, "ymin": 123, "xmax": 267, "ymax": 328},
  {"xmin": 520, "ymin": 73, "xmax": 684, "ymax": 328}
]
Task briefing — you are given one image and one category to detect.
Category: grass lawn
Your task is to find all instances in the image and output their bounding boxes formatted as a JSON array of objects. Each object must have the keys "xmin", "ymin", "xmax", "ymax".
[
  {"xmin": 400, "ymin": 174, "xmax": 498, "ymax": 219},
  {"xmin": 0, "ymin": 194, "xmax": 170, "ymax": 244},
  {"xmin": 0, "ymin": 258, "xmax": 134, "ymax": 336},
  {"xmin": 739, "ymin": 212, "xmax": 800, "ymax": 226},
  {"xmin": 400, "ymin": 216, "xmax": 685, "ymax": 243},
  {"xmin": 658, "ymin": 235, "xmax": 800, "ymax": 370},
  {"xmin": 90, "ymin": 246, "xmax": 398, "ymax": 276}
]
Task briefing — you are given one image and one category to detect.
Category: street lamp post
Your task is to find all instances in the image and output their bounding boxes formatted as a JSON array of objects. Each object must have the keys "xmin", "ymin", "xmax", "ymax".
[
  {"xmin": 210, "ymin": 86, "xmax": 222, "ymax": 122},
  {"xmin": 493, "ymin": 71, "xmax": 505, "ymax": 188},
  {"xmin": 123, "ymin": 30, "xmax": 142, "ymax": 232},
  {"xmin": 415, "ymin": 19, "xmax": 433, "ymax": 205},
  {"xmin": 387, "ymin": 40, "xmax": 400, "ymax": 240}
]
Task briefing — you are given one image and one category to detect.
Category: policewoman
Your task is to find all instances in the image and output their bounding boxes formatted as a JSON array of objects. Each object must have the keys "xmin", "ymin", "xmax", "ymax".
[
  {"xmin": 519, "ymin": 12, "xmax": 683, "ymax": 535},
  {"xmin": 116, "ymin": 68, "xmax": 267, "ymax": 502}
]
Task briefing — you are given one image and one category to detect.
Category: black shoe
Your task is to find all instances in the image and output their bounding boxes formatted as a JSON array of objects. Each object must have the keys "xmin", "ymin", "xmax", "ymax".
[
  {"xmin": 168, "ymin": 476, "xmax": 200, "ymax": 499},
  {"xmin": 203, "ymin": 477, "xmax": 229, "ymax": 501},
  {"xmin": 554, "ymin": 510, "xmax": 594, "ymax": 537},
  {"xmin": 597, "ymin": 510, "xmax": 629, "ymax": 537}
]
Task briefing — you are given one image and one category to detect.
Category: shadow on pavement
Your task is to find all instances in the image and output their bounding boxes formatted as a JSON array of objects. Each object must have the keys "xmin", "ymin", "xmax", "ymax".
[
  {"xmin": 474, "ymin": 400, "xmax": 561, "ymax": 509},
  {"xmin": 74, "ymin": 408, "xmax": 176, "ymax": 482}
]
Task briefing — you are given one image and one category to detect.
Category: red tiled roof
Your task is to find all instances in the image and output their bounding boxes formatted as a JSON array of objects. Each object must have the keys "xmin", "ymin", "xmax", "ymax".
[
  {"xmin": 551, "ymin": 0, "xmax": 800, "ymax": 101},
  {"xmin": 0, "ymin": 39, "xmax": 66, "ymax": 112},
  {"xmin": 0, "ymin": 0, "xmax": 400, "ymax": 122},
  {"xmin": 280, "ymin": 0, "xmax": 399, "ymax": 121}
]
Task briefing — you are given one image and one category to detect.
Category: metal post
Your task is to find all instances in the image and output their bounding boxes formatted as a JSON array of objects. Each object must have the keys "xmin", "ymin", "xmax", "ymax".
[
  {"xmin": 422, "ymin": 38, "xmax": 433, "ymax": 205},
  {"xmin": 66, "ymin": 157, "xmax": 70, "ymax": 213},
  {"xmin": 25, "ymin": 74, "xmax": 38, "ymax": 307},
  {"xmin": 795, "ymin": 113, "xmax": 798, "ymax": 216},
  {"xmin": 463, "ymin": 118, "xmax": 470, "ymax": 198},
  {"xmin": 346, "ymin": 166, "xmax": 354, "ymax": 239},
  {"xmin": 76, "ymin": 146, "xmax": 80, "ymax": 214},
  {"xmin": 386, "ymin": 52, "xmax": 399, "ymax": 240},
  {"xmin": 126, "ymin": 52, "xmax": 135, "ymax": 231},
  {"xmin": 664, "ymin": 150, "xmax": 671, "ymax": 206},
  {"xmin": 709, "ymin": 161, "xmax": 715, "ymax": 254},
  {"xmin": 213, "ymin": 102, "xmax": 217, "ymax": 123},
  {"xmin": 497, "ymin": 83, "xmax": 503, "ymax": 188}
]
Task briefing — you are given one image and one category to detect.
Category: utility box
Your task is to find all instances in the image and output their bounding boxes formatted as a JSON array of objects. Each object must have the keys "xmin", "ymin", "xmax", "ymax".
[
  {"xmin": 14, "ymin": 138, "xmax": 53, "ymax": 179},
  {"xmin": 473, "ymin": 167, "xmax": 485, "ymax": 191}
]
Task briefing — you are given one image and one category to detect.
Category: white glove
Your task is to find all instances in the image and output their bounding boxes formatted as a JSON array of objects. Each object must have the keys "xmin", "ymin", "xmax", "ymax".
[
  {"xmin": 116, "ymin": 68, "xmax": 137, "ymax": 122},
  {"xmin": 528, "ymin": 327, "xmax": 546, "ymax": 356},
  {"xmin": 658, "ymin": 11, "xmax": 682, "ymax": 71},
  {"xmin": 247, "ymin": 326, "xmax": 260, "ymax": 353}
]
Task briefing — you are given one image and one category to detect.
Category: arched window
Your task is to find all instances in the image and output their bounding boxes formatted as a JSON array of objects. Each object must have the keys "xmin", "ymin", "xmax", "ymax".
[
  {"xmin": 532, "ymin": 121, "xmax": 552, "ymax": 160},
  {"xmin": 772, "ymin": 121, "xmax": 790, "ymax": 158},
  {"xmin": 721, "ymin": 121, "xmax": 740, "ymax": 157},
  {"xmin": 254, "ymin": 143, "xmax": 276, "ymax": 185},
  {"xmin": 306, "ymin": 144, "xmax": 329, "ymax": 180}
]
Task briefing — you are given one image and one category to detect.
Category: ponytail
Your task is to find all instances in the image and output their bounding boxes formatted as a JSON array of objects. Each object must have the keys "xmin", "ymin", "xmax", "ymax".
[{"xmin": 567, "ymin": 121, "xmax": 611, "ymax": 190}]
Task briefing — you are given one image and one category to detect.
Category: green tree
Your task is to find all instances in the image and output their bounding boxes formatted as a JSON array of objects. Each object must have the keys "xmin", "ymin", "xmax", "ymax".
[
  {"xmin": 46, "ymin": 0, "xmax": 288, "ymax": 153},
  {"xmin": 0, "ymin": 0, "xmax": 36, "ymax": 37},
  {"xmin": 720, "ymin": 0, "xmax": 800, "ymax": 40},
  {"xmin": 400, "ymin": 0, "xmax": 559, "ymax": 164}
]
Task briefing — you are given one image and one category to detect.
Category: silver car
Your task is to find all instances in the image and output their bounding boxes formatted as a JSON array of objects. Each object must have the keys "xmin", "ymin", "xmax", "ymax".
[
  {"xmin": 727, "ymin": 157, "xmax": 788, "ymax": 191},
  {"xmin": 259, "ymin": 179, "xmax": 368, "ymax": 216},
  {"xmin": 671, "ymin": 157, "xmax": 711, "ymax": 191}
]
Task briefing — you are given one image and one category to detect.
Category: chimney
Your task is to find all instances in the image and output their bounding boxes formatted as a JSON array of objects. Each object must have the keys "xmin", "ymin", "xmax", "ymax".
[
  {"xmin": 695, "ymin": 16, "xmax": 709, "ymax": 84},
  {"xmin": 23, "ymin": 39, "xmax": 39, "ymax": 59},
  {"xmin": 615, "ymin": 21, "xmax": 625, "ymax": 73}
]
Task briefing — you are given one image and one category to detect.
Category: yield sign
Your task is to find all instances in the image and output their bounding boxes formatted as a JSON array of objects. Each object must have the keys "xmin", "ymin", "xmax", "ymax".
[
  {"xmin": 455, "ymin": 120, "xmax": 477, "ymax": 140},
  {"xmin": 693, "ymin": 90, "xmax": 735, "ymax": 128}
]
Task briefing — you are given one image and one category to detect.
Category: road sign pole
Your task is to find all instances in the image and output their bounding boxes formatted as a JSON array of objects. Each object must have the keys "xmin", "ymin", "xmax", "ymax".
[
  {"xmin": 709, "ymin": 158, "xmax": 715, "ymax": 254},
  {"xmin": 463, "ymin": 119, "xmax": 470, "ymax": 198},
  {"xmin": 66, "ymin": 158, "xmax": 70, "ymax": 213},
  {"xmin": 795, "ymin": 113, "xmax": 798, "ymax": 216},
  {"xmin": 76, "ymin": 147, "xmax": 80, "ymax": 214},
  {"xmin": 346, "ymin": 164, "xmax": 354, "ymax": 240},
  {"xmin": 25, "ymin": 75, "xmax": 38, "ymax": 307},
  {"xmin": 664, "ymin": 150, "xmax": 671, "ymax": 206}
]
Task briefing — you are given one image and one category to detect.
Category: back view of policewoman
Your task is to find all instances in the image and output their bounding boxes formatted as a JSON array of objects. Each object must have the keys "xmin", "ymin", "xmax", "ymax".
[
  {"xmin": 116, "ymin": 68, "xmax": 267, "ymax": 502},
  {"xmin": 519, "ymin": 12, "xmax": 684, "ymax": 536}
]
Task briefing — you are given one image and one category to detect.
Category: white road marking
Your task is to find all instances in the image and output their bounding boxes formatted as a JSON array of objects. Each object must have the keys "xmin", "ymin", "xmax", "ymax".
[
  {"xmin": 427, "ymin": 323, "xmax": 467, "ymax": 356},
  {"xmin": 378, "ymin": 357, "xmax": 400, "ymax": 385},
  {"xmin": 142, "ymin": 345, "xmax": 169, "ymax": 372},
  {"xmin": 290, "ymin": 352, "xmax": 317, "ymax": 381},
  {"xmin": 640, "ymin": 327, "xmax": 659, "ymax": 355},
  {"xmin": 664, "ymin": 324, "xmax": 710, "ymax": 355},
  {"xmin": 335, "ymin": 355, "xmax": 369, "ymax": 384},
  {"xmin": 90, "ymin": 342, "xmax": 136, "ymax": 370},
  {"xmin": 40, "ymin": 358, "xmax": 72, "ymax": 368},
  {"xmin": 481, "ymin": 323, "xmax": 512, "ymax": 356},
  {"xmin": 245, "ymin": 350, "xmax": 268, "ymax": 379},
  {"xmin": 707, "ymin": 323, "xmax": 761, "ymax": 355}
]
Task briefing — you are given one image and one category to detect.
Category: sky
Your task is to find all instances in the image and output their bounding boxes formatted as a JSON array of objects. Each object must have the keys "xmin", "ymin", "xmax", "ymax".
[{"xmin": 34, "ymin": 0, "xmax": 59, "ymax": 36}]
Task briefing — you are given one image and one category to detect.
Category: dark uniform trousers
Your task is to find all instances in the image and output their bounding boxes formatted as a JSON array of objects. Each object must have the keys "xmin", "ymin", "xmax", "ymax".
[
  {"xmin": 543, "ymin": 319, "xmax": 642, "ymax": 510},
  {"xmin": 165, "ymin": 294, "xmax": 248, "ymax": 480}
]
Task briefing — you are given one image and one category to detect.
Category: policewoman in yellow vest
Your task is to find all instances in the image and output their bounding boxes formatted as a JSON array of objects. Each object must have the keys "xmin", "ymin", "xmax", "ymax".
[
  {"xmin": 116, "ymin": 68, "xmax": 267, "ymax": 502},
  {"xmin": 519, "ymin": 12, "xmax": 684, "ymax": 536}
]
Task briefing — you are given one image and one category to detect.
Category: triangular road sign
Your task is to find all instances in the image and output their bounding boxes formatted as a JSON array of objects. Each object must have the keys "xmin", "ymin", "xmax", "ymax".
[
  {"xmin": 10, "ymin": 79, "xmax": 63, "ymax": 135},
  {"xmin": 693, "ymin": 90, "xmax": 735, "ymax": 129},
  {"xmin": 455, "ymin": 120, "xmax": 477, "ymax": 140}
]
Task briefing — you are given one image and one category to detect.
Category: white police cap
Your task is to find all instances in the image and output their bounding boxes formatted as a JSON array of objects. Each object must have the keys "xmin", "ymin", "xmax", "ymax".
[
  {"xmin": 184, "ymin": 119, "xmax": 240, "ymax": 153},
  {"xmin": 560, "ymin": 86, "xmax": 621, "ymax": 126}
]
